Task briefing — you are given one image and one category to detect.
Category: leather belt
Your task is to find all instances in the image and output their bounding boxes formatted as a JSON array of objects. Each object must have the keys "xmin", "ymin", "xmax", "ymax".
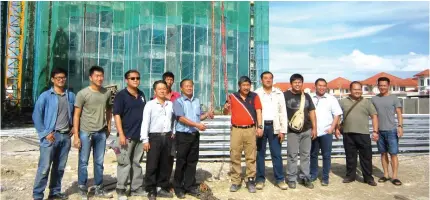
[
  {"xmin": 264, "ymin": 120, "xmax": 273, "ymax": 125},
  {"xmin": 55, "ymin": 130, "xmax": 70, "ymax": 134},
  {"xmin": 176, "ymin": 131, "xmax": 199, "ymax": 136},
  {"xmin": 232, "ymin": 124, "xmax": 255, "ymax": 129},
  {"xmin": 149, "ymin": 132, "xmax": 172, "ymax": 137}
]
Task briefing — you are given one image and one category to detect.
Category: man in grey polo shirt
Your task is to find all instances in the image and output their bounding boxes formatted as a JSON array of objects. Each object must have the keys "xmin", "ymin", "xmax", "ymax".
[
  {"xmin": 337, "ymin": 81, "xmax": 378, "ymax": 186},
  {"xmin": 371, "ymin": 77, "xmax": 403, "ymax": 186}
]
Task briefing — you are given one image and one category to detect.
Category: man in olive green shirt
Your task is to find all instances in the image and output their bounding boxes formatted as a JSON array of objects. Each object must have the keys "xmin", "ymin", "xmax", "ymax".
[{"xmin": 336, "ymin": 81, "xmax": 379, "ymax": 186}]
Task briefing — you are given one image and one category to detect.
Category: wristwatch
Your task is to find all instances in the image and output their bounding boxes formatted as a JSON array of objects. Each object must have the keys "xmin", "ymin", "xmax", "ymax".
[
  {"xmin": 257, "ymin": 125, "xmax": 263, "ymax": 129},
  {"xmin": 397, "ymin": 124, "xmax": 403, "ymax": 128}
]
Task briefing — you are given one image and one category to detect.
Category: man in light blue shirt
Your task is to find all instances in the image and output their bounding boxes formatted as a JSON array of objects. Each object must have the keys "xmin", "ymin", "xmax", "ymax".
[
  {"xmin": 32, "ymin": 68, "xmax": 75, "ymax": 200},
  {"xmin": 172, "ymin": 79, "xmax": 213, "ymax": 199},
  {"xmin": 310, "ymin": 78, "xmax": 342, "ymax": 186}
]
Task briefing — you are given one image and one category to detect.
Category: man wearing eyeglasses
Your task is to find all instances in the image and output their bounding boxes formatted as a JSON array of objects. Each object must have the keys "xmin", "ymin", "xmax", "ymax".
[
  {"xmin": 32, "ymin": 67, "xmax": 75, "ymax": 200},
  {"xmin": 113, "ymin": 70, "xmax": 147, "ymax": 199}
]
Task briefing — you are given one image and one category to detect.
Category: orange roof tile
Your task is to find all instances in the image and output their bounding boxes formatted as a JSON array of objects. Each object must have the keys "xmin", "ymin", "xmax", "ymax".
[
  {"xmin": 361, "ymin": 72, "xmax": 416, "ymax": 87},
  {"xmin": 414, "ymin": 69, "xmax": 430, "ymax": 77},
  {"xmin": 327, "ymin": 77, "xmax": 352, "ymax": 89}
]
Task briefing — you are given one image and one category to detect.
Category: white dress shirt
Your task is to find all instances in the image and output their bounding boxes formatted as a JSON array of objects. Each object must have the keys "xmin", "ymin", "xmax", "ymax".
[
  {"xmin": 140, "ymin": 98, "xmax": 175, "ymax": 143},
  {"xmin": 312, "ymin": 93, "xmax": 343, "ymax": 137},
  {"xmin": 261, "ymin": 89, "xmax": 275, "ymax": 121}
]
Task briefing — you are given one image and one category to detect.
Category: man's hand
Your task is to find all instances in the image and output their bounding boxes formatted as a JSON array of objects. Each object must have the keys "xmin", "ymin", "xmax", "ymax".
[
  {"xmin": 372, "ymin": 131, "xmax": 379, "ymax": 142},
  {"xmin": 311, "ymin": 129, "xmax": 317, "ymax": 140},
  {"xmin": 46, "ymin": 132, "xmax": 55, "ymax": 143},
  {"xmin": 335, "ymin": 129, "xmax": 341, "ymax": 140},
  {"xmin": 397, "ymin": 127, "xmax": 403, "ymax": 138},
  {"xmin": 119, "ymin": 134, "xmax": 127, "ymax": 146},
  {"xmin": 324, "ymin": 127, "xmax": 334, "ymax": 134},
  {"xmin": 256, "ymin": 128, "xmax": 263, "ymax": 138},
  {"xmin": 223, "ymin": 102, "xmax": 230, "ymax": 110},
  {"xmin": 143, "ymin": 142, "xmax": 150, "ymax": 152},
  {"xmin": 73, "ymin": 137, "xmax": 81, "ymax": 149},
  {"xmin": 278, "ymin": 133, "xmax": 285, "ymax": 143},
  {"xmin": 68, "ymin": 127, "xmax": 74, "ymax": 137},
  {"xmin": 207, "ymin": 109, "xmax": 215, "ymax": 119},
  {"xmin": 196, "ymin": 123, "xmax": 207, "ymax": 131}
]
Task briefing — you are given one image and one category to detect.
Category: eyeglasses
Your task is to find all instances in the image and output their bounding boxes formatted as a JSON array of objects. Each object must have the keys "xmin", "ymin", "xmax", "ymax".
[
  {"xmin": 128, "ymin": 77, "xmax": 140, "ymax": 81},
  {"xmin": 54, "ymin": 77, "xmax": 67, "ymax": 81}
]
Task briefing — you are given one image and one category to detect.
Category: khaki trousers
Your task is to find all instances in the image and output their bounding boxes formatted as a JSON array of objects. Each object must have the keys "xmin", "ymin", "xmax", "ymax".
[{"xmin": 230, "ymin": 127, "xmax": 257, "ymax": 185}]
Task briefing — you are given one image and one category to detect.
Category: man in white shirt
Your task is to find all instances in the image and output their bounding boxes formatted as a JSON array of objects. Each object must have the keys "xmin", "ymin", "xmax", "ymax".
[
  {"xmin": 141, "ymin": 80, "xmax": 175, "ymax": 200},
  {"xmin": 254, "ymin": 71, "xmax": 289, "ymax": 190},
  {"xmin": 310, "ymin": 78, "xmax": 343, "ymax": 186}
]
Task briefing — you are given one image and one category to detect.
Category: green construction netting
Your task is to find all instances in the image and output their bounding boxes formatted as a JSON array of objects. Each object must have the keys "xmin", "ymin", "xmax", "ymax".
[{"xmin": 28, "ymin": 1, "xmax": 268, "ymax": 108}]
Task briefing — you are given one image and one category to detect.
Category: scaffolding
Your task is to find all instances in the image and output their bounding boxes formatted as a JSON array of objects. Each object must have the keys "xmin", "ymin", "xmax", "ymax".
[{"xmin": 3, "ymin": 1, "xmax": 269, "ymax": 110}]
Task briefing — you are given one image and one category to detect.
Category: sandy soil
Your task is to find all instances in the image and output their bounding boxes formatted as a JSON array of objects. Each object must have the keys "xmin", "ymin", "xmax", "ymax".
[{"xmin": 1, "ymin": 137, "xmax": 428, "ymax": 200}]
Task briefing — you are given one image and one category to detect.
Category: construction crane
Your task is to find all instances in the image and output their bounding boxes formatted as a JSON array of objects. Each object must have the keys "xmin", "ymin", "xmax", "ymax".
[{"xmin": 4, "ymin": 1, "xmax": 25, "ymax": 108}]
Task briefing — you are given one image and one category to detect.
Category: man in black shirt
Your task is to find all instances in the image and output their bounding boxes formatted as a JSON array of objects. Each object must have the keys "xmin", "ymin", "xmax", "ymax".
[
  {"xmin": 284, "ymin": 74, "xmax": 317, "ymax": 189},
  {"xmin": 113, "ymin": 70, "xmax": 147, "ymax": 199}
]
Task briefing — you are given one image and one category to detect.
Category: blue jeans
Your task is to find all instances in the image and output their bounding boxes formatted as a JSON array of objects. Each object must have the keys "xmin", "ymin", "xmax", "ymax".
[
  {"xmin": 377, "ymin": 129, "xmax": 399, "ymax": 155},
  {"xmin": 33, "ymin": 132, "xmax": 71, "ymax": 200},
  {"xmin": 310, "ymin": 134, "xmax": 333, "ymax": 182},
  {"xmin": 256, "ymin": 124, "xmax": 285, "ymax": 184},
  {"xmin": 78, "ymin": 130, "xmax": 107, "ymax": 188}
]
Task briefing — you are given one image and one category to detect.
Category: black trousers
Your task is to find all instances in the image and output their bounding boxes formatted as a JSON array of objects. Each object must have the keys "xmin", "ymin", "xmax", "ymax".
[
  {"xmin": 145, "ymin": 133, "xmax": 173, "ymax": 192},
  {"xmin": 174, "ymin": 132, "xmax": 200, "ymax": 194},
  {"xmin": 343, "ymin": 133, "xmax": 374, "ymax": 182}
]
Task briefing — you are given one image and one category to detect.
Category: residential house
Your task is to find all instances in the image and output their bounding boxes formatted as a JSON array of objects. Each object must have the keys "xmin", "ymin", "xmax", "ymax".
[
  {"xmin": 360, "ymin": 72, "xmax": 417, "ymax": 95},
  {"xmin": 327, "ymin": 77, "xmax": 352, "ymax": 96},
  {"xmin": 414, "ymin": 69, "xmax": 430, "ymax": 95}
]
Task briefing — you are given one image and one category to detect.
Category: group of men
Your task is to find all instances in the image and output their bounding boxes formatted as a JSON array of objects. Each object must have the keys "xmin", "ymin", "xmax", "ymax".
[
  {"xmin": 32, "ymin": 66, "xmax": 403, "ymax": 200},
  {"xmin": 222, "ymin": 72, "xmax": 403, "ymax": 192}
]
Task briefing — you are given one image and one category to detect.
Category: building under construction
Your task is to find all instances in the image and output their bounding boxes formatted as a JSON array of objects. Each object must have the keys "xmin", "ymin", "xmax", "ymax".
[{"xmin": 1, "ymin": 1, "xmax": 269, "ymax": 122}]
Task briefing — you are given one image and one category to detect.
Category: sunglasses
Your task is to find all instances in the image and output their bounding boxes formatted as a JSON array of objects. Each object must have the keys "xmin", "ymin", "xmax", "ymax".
[{"xmin": 128, "ymin": 77, "xmax": 141, "ymax": 81}]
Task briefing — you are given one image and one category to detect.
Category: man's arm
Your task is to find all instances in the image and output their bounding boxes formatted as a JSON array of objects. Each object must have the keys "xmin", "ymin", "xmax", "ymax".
[
  {"xmin": 106, "ymin": 106, "xmax": 112, "ymax": 136},
  {"xmin": 309, "ymin": 110, "xmax": 317, "ymax": 133},
  {"xmin": 173, "ymin": 100, "xmax": 206, "ymax": 131},
  {"xmin": 396, "ymin": 107, "xmax": 403, "ymax": 137},
  {"xmin": 114, "ymin": 115, "xmax": 126, "ymax": 144},
  {"xmin": 371, "ymin": 114, "xmax": 379, "ymax": 141},
  {"xmin": 140, "ymin": 103, "xmax": 151, "ymax": 144},
  {"xmin": 32, "ymin": 93, "xmax": 51, "ymax": 140},
  {"xmin": 279, "ymin": 93, "xmax": 288, "ymax": 134}
]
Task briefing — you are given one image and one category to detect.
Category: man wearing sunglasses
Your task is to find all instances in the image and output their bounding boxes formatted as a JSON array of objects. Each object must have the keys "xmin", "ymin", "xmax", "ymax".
[{"xmin": 113, "ymin": 70, "xmax": 147, "ymax": 199}]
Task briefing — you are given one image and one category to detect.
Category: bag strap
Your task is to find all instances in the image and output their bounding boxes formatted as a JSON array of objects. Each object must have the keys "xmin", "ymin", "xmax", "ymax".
[
  {"xmin": 298, "ymin": 92, "xmax": 305, "ymax": 112},
  {"xmin": 343, "ymin": 97, "xmax": 363, "ymax": 122}
]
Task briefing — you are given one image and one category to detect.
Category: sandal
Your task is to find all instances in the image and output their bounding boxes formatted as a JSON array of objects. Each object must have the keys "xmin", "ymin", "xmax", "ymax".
[
  {"xmin": 378, "ymin": 177, "xmax": 390, "ymax": 183},
  {"xmin": 391, "ymin": 179, "xmax": 402, "ymax": 186}
]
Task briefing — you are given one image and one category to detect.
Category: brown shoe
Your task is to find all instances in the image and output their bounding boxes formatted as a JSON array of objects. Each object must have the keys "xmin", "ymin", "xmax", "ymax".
[
  {"xmin": 276, "ymin": 182, "xmax": 288, "ymax": 190},
  {"xmin": 367, "ymin": 180, "xmax": 377, "ymax": 186}
]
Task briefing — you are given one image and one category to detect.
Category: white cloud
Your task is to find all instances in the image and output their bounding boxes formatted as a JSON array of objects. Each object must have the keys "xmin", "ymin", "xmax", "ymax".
[
  {"xmin": 270, "ymin": 49, "xmax": 430, "ymax": 82},
  {"xmin": 410, "ymin": 23, "xmax": 430, "ymax": 31}
]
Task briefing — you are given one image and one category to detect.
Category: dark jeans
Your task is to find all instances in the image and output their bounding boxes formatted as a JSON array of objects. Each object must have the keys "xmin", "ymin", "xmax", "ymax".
[
  {"xmin": 174, "ymin": 132, "xmax": 199, "ymax": 194},
  {"xmin": 78, "ymin": 131, "xmax": 107, "ymax": 188},
  {"xmin": 343, "ymin": 133, "xmax": 374, "ymax": 182},
  {"xmin": 256, "ymin": 124, "xmax": 285, "ymax": 184},
  {"xmin": 145, "ymin": 133, "xmax": 173, "ymax": 192},
  {"xmin": 310, "ymin": 134, "xmax": 333, "ymax": 182},
  {"xmin": 33, "ymin": 132, "xmax": 71, "ymax": 200}
]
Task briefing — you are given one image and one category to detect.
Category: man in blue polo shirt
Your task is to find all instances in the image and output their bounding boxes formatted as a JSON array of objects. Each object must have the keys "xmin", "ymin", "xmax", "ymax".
[{"xmin": 113, "ymin": 70, "xmax": 147, "ymax": 199}]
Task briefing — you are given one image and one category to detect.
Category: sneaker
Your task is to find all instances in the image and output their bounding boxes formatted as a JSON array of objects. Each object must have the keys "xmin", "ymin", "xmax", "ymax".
[
  {"xmin": 130, "ymin": 187, "xmax": 147, "ymax": 196},
  {"xmin": 157, "ymin": 189, "xmax": 173, "ymax": 198},
  {"xmin": 287, "ymin": 181, "xmax": 296, "ymax": 189},
  {"xmin": 246, "ymin": 178, "xmax": 256, "ymax": 193},
  {"xmin": 78, "ymin": 185, "xmax": 88, "ymax": 200},
  {"xmin": 186, "ymin": 188, "xmax": 201, "ymax": 199},
  {"xmin": 342, "ymin": 178, "xmax": 355, "ymax": 183},
  {"xmin": 303, "ymin": 179, "xmax": 314, "ymax": 189},
  {"xmin": 229, "ymin": 184, "xmax": 241, "ymax": 192},
  {"xmin": 321, "ymin": 180, "xmax": 329, "ymax": 186},
  {"xmin": 47, "ymin": 192, "xmax": 68, "ymax": 200},
  {"xmin": 94, "ymin": 186, "xmax": 113, "ymax": 198},
  {"xmin": 255, "ymin": 182, "xmax": 265, "ymax": 190},
  {"xmin": 367, "ymin": 180, "xmax": 377, "ymax": 186},
  {"xmin": 116, "ymin": 189, "xmax": 127, "ymax": 200},
  {"xmin": 276, "ymin": 182, "xmax": 288, "ymax": 190}
]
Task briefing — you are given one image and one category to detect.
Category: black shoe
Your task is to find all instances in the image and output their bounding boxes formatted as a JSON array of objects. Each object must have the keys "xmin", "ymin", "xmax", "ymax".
[
  {"xmin": 246, "ymin": 177, "xmax": 257, "ymax": 193},
  {"xmin": 78, "ymin": 185, "xmax": 88, "ymax": 200},
  {"xmin": 48, "ymin": 193, "xmax": 68, "ymax": 200},
  {"xmin": 302, "ymin": 180, "xmax": 314, "ymax": 189},
  {"xmin": 343, "ymin": 178, "xmax": 355, "ymax": 183},
  {"xmin": 130, "ymin": 187, "xmax": 147, "ymax": 196},
  {"xmin": 287, "ymin": 181, "xmax": 296, "ymax": 189},
  {"xmin": 175, "ymin": 192, "xmax": 186, "ymax": 199},
  {"xmin": 230, "ymin": 184, "xmax": 241, "ymax": 192},
  {"xmin": 367, "ymin": 180, "xmax": 377, "ymax": 186},
  {"xmin": 94, "ymin": 186, "xmax": 113, "ymax": 198},
  {"xmin": 157, "ymin": 189, "xmax": 173, "ymax": 198},
  {"xmin": 148, "ymin": 191, "xmax": 157, "ymax": 200},
  {"xmin": 187, "ymin": 188, "xmax": 201, "ymax": 199}
]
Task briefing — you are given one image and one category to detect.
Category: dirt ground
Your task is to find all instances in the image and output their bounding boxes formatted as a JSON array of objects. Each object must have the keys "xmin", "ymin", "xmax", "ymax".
[{"xmin": 1, "ymin": 136, "xmax": 428, "ymax": 200}]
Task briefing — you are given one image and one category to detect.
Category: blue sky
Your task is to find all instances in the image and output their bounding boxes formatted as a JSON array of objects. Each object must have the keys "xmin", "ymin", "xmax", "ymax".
[{"xmin": 269, "ymin": 1, "xmax": 429, "ymax": 83}]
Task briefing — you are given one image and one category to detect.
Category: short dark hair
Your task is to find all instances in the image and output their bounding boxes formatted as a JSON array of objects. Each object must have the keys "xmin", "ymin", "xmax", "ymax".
[
  {"xmin": 153, "ymin": 80, "xmax": 167, "ymax": 90},
  {"xmin": 238, "ymin": 76, "xmax": 251, "ymax": 86},
  {"xmin": 163, "ymin": 71, "xmax": 175, "ymax": 81},
  {"xmin": 377, "ymin": 77, "xmax": 390, "ymax": 85},
  {"xmin": 51, "ymin": 67, "xmax": 67, "ymax": 78},
  {"xmin": 260, "ymin": 71, "xmax": 274, "ymax": 79},
  {"xmin": 124, "ymin": 69, "xmax": 140, "ymax": 79},
  {"xmin": 350, "ymin": 81, "xmax": 362, "ymax": 89},
  {"xmin": 89, "ymin": 66, "xmax": 104, "ymax": 76},
  {"xmin": 315, "ymin": 78, "xmax": 327, "ymax": 85},
  {"xmin": 180, "ymin": 79, "xmax": 194, "ymax": 87},
  {"xmin": 290, "ymin": 73, "xmax": 304, "ymax": 83}
]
